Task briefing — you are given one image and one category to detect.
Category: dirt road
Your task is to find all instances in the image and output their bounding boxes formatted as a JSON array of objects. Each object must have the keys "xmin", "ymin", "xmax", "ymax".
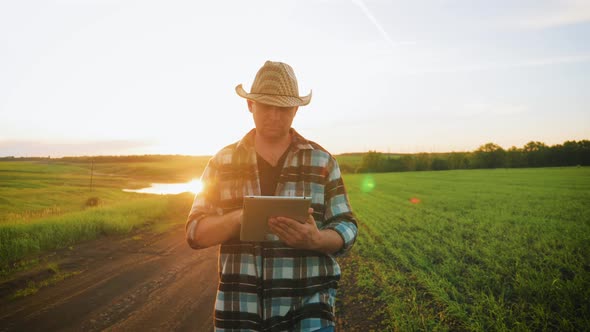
[
  {"xmin": 0, "ymin": 225, "xmax": 218, "ymax": 332},
  {"xmin": 0, "ymin": 223, "xmax": 385, "ymax": 331}
]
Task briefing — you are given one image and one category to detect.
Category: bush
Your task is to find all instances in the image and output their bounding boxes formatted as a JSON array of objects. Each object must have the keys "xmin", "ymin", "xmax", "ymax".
[{"xmin": 85, "ymin": 197, "xmax": 101, "ymax": 207}]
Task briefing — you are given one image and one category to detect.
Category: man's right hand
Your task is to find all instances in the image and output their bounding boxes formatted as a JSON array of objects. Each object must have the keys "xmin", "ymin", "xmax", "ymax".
[
  {"xmin": 190, "ymin": 209, "xmax": 243, "ymax": 248},
  {"xmin": 228, "ymin": 209, "xmax": 243, "ymax": 227}
]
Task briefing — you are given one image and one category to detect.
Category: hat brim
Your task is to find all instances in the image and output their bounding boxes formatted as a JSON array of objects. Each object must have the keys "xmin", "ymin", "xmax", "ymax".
[{"xmin": 235, "ymin": 84, "xmax": 311, "ymax": 107}]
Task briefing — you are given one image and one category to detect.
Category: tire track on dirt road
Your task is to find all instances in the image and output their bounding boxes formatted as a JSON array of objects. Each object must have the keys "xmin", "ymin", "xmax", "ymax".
[{"xmin": 0, "ymin": 225, "xmax": 218, "ymax": 332}]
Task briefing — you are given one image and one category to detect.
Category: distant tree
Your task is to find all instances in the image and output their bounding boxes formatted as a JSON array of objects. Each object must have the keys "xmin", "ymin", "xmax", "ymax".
[
  {"xmin": 348, "ymin": 138, "xmax": 587, "ymax": 174},
  {"xmin": 358, "ymin": 151, "xmax": 384, "ymax": 173},
  {"xmin": 523, "ymin": 141, "xmax": 549, "ymax": 167},
  {"xmin": 506, "ymin": 146, "xmax": 526, "ymax": 168},
  {"xmin": 400, "ymin": 155, "xmax": 416, "ymax": 171},
  {"xmin": 547, "ymin": 144, "xmax": 567, "ymax": 166},
  {"xmin": 431, "ymin": 158, "xmax": 449, "ymax": 171},
  {"xmin": 580, "ymin": 140, "xmax": 590, "ymax": 165},
  {"xmin": 414, "ymin": 153, "xmax": 431, "ymax": 171},
  {"xmin": 558, "ymin": 140, "xmax": 590, "ymax": 166},
  {"xmin": 448, "ymin": 152, "xmax": 471, "ymax": 170},
  {"xmin": 560, "ymin": 141, "xmax": 579, "ymax": 166},
  {"xmin": 474, "ymin": 143, "xmax": 506, "ymax": 168},
  {"xmin": 338, "ymin": 163, "xmax": 356, "ymax": 174},
  {"xmin": 383, "ymin": 157, "xmax": 407, "ymax": 172}
]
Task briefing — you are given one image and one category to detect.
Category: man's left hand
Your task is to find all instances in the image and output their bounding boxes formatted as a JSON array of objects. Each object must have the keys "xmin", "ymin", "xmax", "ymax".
[{"xmin": 268, "ymin": 208, "xmax": 321, "ymax": 250}]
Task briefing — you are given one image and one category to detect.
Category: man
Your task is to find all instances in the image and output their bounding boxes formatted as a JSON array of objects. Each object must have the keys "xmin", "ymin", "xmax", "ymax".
[{"xmin": 185, "ymin": 61, "xmax": 358, "ymax": 332}]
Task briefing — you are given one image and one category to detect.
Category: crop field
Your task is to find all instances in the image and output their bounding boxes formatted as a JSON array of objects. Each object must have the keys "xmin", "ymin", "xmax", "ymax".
[
  {"xmin": 1, "ymin": 159, "xmax": 589, "ymax": 330},
  {"xmin": 342, "ymin": 167, "xmax": 590, "ymax": 331}
]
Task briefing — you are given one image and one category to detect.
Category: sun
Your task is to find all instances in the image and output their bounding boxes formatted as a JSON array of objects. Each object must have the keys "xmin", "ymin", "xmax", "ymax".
[{"xmin": 185, "ymin": 179, "xmax": 203, "ymax": 194}]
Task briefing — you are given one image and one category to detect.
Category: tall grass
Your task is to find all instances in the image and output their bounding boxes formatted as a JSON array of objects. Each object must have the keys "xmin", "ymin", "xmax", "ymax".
[
  {"xmin": 343, "ymin": 167, "xmax": 590, "ymax": 331},
  {"xmin": 0, "ymin": 197, "xmax": 169, "ymax": 271},
  {"xmin": 0, "ymin": 159, "xmax": 204, "ymax": 274}
]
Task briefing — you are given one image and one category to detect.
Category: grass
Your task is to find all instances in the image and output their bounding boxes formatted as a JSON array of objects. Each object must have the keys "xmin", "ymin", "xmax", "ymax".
[
  {"xmin": 0, "ymin": 159, "xmax": 206, "ymax": 274},
  {"xmin": 342, "ymin": 167, "xmax": 590, "ymax": 331},
  {"xmin": 335, "ymin": 154, "xmax": 364, "ymax": 171},
  {"xmin": 89, "ymin": 158, "xmax": 209, "ymax": 183},
  {"xmin": 10, "ymin": 263, "xmax": 82, "ymax": 299},
  {"xmin": 0, "ymin": 157, "xmax": 210, "ymax": 222},
  {"xmin": 2, "ymin": 158, "xmax": 589, "ymax": 330},
  {"xmin": 0, "ymin": 161, "xmax": 133, "ymax": 223},
  {"xmin": 0, "ymin": 198, "xmax": 170, "ymax": 267}
]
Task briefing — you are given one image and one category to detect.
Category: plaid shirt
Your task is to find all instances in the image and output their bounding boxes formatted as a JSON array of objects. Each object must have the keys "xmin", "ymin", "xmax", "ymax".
[{"xmin": 186, "ymin": 129, "xmax": 358, "ymax": 332}]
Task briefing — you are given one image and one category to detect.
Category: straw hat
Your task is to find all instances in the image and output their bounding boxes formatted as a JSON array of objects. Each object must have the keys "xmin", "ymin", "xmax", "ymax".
[{"xmin": 236, "ymin": 61, "xmax": 312, "ymax": 107}]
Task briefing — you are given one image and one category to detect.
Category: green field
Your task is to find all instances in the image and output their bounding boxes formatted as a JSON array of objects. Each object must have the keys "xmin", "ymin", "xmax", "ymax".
[
  {"xmin": 0, "ymin": 158, "xmax": 209, "ymax": 274},
  {"xmin": 343, "ymin": 168, "xmax": 590, "ymax": 331},
  {"xmin": 1, "ymin": 160, "xmax": 589, "ymax": 330}
]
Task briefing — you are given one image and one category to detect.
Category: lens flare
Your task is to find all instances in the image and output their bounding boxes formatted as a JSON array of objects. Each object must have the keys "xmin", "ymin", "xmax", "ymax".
[
  {"xmin": 361, "ymin": 175, "xmax": 376, "ymax": 193},
  {"xmin": 410, "ymin": 197, "xmax": 421, "ymax": 204}
]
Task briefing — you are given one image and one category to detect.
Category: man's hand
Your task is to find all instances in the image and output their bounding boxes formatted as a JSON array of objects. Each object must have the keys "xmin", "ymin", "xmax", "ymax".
[
  {"xmin": 268, "ymin": 208, "xmax": 344, "ymax": 254},
  {"xmin": 268, "ymin": 208, "xmax": 321, "ymax": 250},
  {"xmin": 191, "ymin": 208, "xmax": 242, "ymax": 248},
  {"xmin": 229, "ymin": 208, "xmax": 244, "ymax": 227}
]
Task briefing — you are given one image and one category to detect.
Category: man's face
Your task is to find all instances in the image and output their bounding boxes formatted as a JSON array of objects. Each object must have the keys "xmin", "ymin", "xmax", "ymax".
[{"xmin": 248, "ymin": 101, "xmax": 298, "ymax": 141}]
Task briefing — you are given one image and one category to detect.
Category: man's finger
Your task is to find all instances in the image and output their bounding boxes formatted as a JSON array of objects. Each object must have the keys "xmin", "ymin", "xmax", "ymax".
[
  {"xmin": 305, "ymin": 207, "xmax": 315, "ymax": 225},
  {"xmin": 268, "ymin": 221, "xmax": 286, "ymax": 235},
  {"xmin": 271, "ymin": 225, "xmax": 289, "ymax": 238},
  {"xmin": 270, "ymin": 218, "xmax": 295, "ymax": 234}
]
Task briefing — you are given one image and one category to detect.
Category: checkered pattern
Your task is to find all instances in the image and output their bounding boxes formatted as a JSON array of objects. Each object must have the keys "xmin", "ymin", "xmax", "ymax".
[{"xmin": 186, "ymin": 129, "xmax": 358, "ymax": 331}]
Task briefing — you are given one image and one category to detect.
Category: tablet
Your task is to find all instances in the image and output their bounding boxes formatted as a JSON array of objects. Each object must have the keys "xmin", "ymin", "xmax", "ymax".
[{"xmin": 241, "ymin": 196, "xmax": 312, "ymax": 242}]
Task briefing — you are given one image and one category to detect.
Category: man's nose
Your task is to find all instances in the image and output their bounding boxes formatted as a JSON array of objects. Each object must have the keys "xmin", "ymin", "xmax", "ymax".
[{"xmin": 267, "ymin": 107, "xmax": 282, "ymax": 119}]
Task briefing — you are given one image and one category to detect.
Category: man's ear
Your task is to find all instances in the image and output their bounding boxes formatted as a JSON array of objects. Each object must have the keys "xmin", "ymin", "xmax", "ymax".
[{"xmin": 247, "ymin": 100, "xmax": 254, "ymax": 113}]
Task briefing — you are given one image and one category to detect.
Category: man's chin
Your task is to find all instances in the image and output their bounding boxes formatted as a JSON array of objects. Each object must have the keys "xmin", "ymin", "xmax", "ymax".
[{"xmin": 259, "ymin": 129, "xmax": 289, "ymax": 141}]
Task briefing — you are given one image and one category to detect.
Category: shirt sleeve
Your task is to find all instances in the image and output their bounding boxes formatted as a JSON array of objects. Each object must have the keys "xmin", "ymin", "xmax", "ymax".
[
  {"xmin": 322, "ymin": 156, "xmax": 358, "ymax": 256},
  {"xmin": 185, "ymin": 157, "xmax": 220, "ymax": 249}
]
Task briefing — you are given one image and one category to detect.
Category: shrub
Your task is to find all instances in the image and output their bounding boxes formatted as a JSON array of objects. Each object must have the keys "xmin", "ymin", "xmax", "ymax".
[{"xmin": 85, "ymin": 197, "xmax": 100, "ymax": 207}]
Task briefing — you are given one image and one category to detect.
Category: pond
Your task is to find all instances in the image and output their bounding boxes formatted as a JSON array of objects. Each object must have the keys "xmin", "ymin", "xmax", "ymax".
[{"xmin": 123, "ymin": 179, "xmax": 202, "ymax": 195}]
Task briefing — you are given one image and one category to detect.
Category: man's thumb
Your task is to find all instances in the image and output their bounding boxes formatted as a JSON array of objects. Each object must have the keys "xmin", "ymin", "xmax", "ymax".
[{"xmin": 306, "ymin": 207, "xmax": 315, "ymax": 224}]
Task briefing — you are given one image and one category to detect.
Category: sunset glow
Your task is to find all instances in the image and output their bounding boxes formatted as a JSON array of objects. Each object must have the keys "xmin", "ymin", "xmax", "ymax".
[{"xmin": 1, "ymin": 1, "xmax": 588, "ymax": 157}]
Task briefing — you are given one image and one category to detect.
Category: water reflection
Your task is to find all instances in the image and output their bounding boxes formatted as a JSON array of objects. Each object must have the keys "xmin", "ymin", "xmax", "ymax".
[{"xmin": 124, "ymin": 179, "xmax": 202, "ymax": 195}]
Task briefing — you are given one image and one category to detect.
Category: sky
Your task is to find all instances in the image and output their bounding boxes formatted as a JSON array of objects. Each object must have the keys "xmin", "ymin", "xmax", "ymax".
[{"xmin": 1, "ymin": 0, "xmax": 589, "ymax": 157}]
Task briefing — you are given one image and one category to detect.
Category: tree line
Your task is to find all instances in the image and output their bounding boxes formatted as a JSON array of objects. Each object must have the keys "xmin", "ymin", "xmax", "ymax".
[{"xmin": 350, "ymin": 140, "xmax": 590, "ymax": 173}]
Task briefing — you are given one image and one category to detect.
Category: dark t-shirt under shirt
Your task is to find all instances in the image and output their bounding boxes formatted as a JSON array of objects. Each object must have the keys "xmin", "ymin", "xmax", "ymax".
[{"xmin": 257, "ymin": 149, "xmax": 289, "ymax": 196}]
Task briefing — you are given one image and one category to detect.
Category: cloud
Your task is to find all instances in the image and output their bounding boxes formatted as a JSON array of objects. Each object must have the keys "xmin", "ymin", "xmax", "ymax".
[
  {"xmin": 351, "ymin": 0, "xmax": 393, "ymax": 44},
  {"xmin": 514, "ymin": 0, "xmax": 590, "ymax": 29},
  {"xmin": 351, "ymin": 0, "xmax": 416, "ymax": 46}
]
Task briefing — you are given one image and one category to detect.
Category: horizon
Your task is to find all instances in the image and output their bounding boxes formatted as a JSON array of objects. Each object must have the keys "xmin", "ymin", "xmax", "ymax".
[
  {"xmin": 1, "ymin": 1, "xmax": 589, "ymax": 157},
  {"xmin": 1, "ymin": 137, "xmax": 587, "ymax": 159},
  {"xmin": 2, "ymin": 136, "xmax": 589, "ymax": 158}
]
